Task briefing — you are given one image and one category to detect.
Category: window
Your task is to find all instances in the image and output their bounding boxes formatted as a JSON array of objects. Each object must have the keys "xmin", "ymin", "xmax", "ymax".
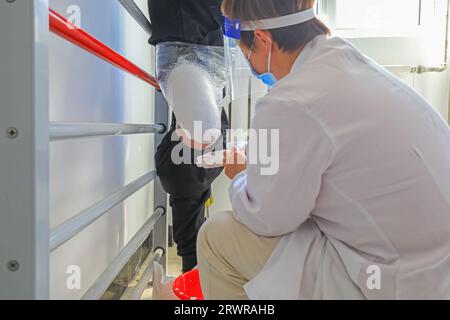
[
  {"xmin": 318, "ymin": 0, "xmax": 449, "ymax": 38},
  {"xmin": 317, "ymin": 0, "xmax": 448, "ymax": 66}
]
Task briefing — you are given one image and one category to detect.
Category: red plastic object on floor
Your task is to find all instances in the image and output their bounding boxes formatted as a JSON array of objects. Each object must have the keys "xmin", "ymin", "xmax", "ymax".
[{"xmin": 173, "ymin": 269, "xmax": 205, "ymax": 300}]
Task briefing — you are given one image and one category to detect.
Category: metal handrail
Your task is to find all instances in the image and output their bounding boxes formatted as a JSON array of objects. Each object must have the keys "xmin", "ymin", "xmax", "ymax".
[
  {"xmin": 50, "ymin": 122, "xmax": 166, "ymax": 141},
  {"xmin": 118, "ymin": 0, "xmax": 153, "ymax": 37},
  {"xmin": 50, "ymin": 170, "xmax": 158, "ymax": 251},
  {"xmin": 49, "ymin": 9, "xmax": 160, "ymax": 89},
  {"xmin": 82, "ymin": 207, "xmax": 166, "ymax": 300}
]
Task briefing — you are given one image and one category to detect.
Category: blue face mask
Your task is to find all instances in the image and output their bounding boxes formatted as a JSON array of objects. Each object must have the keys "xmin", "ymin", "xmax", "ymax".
[{"xmin": 247, "ymin": 40, "xmax": 277, "ymax": 87}]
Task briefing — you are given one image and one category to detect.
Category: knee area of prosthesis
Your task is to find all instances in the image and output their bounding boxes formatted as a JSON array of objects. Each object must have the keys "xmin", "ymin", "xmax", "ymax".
[
  {"xmin": 156, "ymin": 42, "xmax": 226, "ymax": 151},
  {"xmin": 166, "ymin": 64, "xmax": 222, "ymax": 150}
]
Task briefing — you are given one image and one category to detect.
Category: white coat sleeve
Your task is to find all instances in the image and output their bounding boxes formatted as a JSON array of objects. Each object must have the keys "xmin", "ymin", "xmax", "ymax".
[{"xmin": 229, "ymin": 96, "xmax": 335, "ymax": 237}]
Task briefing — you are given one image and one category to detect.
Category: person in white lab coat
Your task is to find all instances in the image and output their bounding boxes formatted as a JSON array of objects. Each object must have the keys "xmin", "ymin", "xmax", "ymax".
[{"xmin": 196, "ymin": 0, "xmax": 450, "ymax": 300}]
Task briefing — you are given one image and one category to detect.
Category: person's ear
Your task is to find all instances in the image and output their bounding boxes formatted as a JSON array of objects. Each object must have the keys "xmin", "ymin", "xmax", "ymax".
[{"xmin": 253, "ymin": 30, "xmax": 273, "ymax": 55}]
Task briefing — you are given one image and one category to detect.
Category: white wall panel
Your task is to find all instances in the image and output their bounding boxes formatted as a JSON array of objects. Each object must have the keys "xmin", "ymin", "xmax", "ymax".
[{"xmin": 48, "ymin": 0, "xmax": 155, "ymax": 299}]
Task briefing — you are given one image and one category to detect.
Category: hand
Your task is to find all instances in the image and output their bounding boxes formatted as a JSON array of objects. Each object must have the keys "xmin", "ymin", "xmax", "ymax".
[{"xmin": 224, "ymin": 147, "xmax": 247, "ymax": 180}]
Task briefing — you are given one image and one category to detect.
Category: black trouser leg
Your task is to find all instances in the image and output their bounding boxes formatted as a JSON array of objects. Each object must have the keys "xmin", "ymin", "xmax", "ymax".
[
  {"xmin": 170, "ymin": 189, "xmax": 211, "ymax": 272},
  {"xmin": 155, "ymin": 110, "xmax": 229, "ymax": 273}
]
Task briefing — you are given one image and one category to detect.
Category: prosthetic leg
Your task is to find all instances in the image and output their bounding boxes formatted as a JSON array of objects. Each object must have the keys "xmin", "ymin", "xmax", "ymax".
[
  {"xmin": 149, "ymin": 0, "xmax": 227, "ymax": 273},
  {"xmin": 155, "ymin": 111, "xmax": 228, "ymax": 273}
]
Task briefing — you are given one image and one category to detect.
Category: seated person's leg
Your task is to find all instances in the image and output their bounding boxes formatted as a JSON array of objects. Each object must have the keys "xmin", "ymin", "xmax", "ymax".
[
  {"xmin": 198, "ymin": 212, "xmax": 366, "ymax": 300},
  {"xmin": 197, "ymin": 212, "xmax": 282, "ymax": 300}
]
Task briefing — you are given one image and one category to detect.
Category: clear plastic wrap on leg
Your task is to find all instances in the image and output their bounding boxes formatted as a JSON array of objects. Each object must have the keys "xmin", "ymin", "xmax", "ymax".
[{"xmin": 156, "ymin": 42, "xmax": 226, "ymax": 149}]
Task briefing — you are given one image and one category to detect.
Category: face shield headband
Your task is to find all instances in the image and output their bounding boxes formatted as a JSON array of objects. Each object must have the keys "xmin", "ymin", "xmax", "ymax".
[
  {"xmin": 223, "ymin": 8, "xmax": 316, "ymax": 101},
  {"xmin": 224, "ymin": 7, "xmax": 317, "ymax": 40}
]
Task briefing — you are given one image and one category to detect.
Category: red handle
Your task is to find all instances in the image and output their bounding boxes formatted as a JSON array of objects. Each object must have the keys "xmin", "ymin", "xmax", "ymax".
[{"xmin": 49, "ymin": 9, "xmax": 160, "ymax": 90}]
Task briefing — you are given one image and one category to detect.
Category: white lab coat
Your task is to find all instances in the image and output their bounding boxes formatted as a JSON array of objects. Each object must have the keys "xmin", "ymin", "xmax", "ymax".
[{"xmin": 229, "ymin": 35, "xmax": 450, "ymax": 300}]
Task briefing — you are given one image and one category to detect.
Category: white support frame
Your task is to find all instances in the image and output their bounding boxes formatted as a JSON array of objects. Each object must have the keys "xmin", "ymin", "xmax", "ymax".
[
  {"xmin": 50, "ymin": 122, "xmax": 165, "ymax": 141},
  {"xmin": 0, "ymin": 0, "xmax": 50, "ymax": 299},
  {"xmin": 0, "ymin": 0, "xmax": 169, "ymax": 300},
  {"xmin": 82, "ymin": 208, "xmax": 165, "ymax": 300},
  {"xmin": 152, "ymin": 91, "xmax": 169, "ymax": 271}
]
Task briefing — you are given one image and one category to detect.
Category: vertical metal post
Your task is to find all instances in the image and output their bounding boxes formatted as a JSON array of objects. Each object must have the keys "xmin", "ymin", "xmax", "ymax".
[
  {"xmin": 153, "ymin": 91, "xmax": 169, "ymax": 270},
  {"xmin": 0, "ymin": 0, "xmax": 50, "ymax": 299},
  {"xmin": 118, "ymin": 0, "xmax": 153, "ymax": 37}
]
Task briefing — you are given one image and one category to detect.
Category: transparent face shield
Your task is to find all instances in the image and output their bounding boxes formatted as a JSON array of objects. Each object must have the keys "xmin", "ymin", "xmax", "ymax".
[
  {"xmin": 223, "ymin": 18, "xmax": 268, "ymax": 107},
  {"xmin": 223, "ymin": 8, "xmax": 317, "ymax": 105}
]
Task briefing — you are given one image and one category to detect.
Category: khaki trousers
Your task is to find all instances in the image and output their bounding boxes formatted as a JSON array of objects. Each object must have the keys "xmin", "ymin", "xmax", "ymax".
[{"xmin": 196, "ymin": 211, "xmax": 281, "ymax": 300}]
